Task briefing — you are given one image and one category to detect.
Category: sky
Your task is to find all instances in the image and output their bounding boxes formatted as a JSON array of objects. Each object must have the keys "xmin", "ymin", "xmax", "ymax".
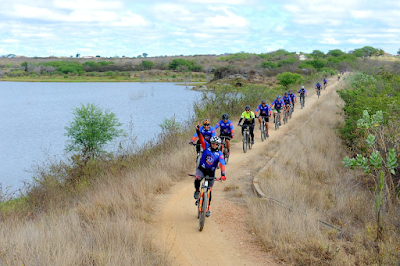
[{"xmin": 0, "ymin": 0, "xmax": 399, "ymax": 57}]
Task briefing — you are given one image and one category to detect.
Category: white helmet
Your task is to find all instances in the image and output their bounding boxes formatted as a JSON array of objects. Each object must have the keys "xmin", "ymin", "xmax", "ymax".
[
  {"xmin": 210, "ymin": 136, "xmax": 221, "ymax": 144},
  {"xmin": 301, "ymin": 85, "xmax": 304, "ymax": 89}
]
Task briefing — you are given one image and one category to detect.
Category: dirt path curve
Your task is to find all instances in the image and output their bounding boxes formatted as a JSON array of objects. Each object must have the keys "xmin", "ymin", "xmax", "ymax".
[{"xmin": 153, "ymin": 76, "xmax": 343, "ymax": 266}]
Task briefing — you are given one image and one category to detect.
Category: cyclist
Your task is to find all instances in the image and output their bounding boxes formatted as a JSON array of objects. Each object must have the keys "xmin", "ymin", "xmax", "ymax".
[
  {"xmin": 255, "ymin": 100, "xmax": 271, "ymax": 137},
  {"xmin": 270, "ymin": 95, "xmax": 284, "ymax": 125},
  {"xmin": 323, "ymin": 78, "xmax": 327, "ymax": 88},
  {"xmin": 338, "ymin": 73, "xmax": 341, "ymax": 81},
  {"xmin": 315, "ymin": 82, "xmax": 322, "ymax": 96},
  {"xmin": 193, "ymin": 125, "xmax": 226, "ymax": 217},
  {"xmin": 237, "ymin": 105, "xmax": 255, "ymax": 145},
  {"xmin": 288, "ymin": 90, "xmax": 297, "ymax": 112},
  {"xmin": 298, "ymin": 86, "xmax": 307, "ymax": 107},
  {"xmin": 189, "ymin": 119, "xmax": 216, "ymax": 154},
  {"xmin": 283, "ymin": 92, "xmax": 292, "ymax": 118},
  {"xmin": 214, "ymin": 113, "xmax": 234, "ymax": 156}
]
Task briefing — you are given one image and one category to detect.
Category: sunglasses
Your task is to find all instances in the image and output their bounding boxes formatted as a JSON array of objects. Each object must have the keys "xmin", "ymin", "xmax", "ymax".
[
  {"xmin": 245, "ymin": 109, "xmax": 250, "ymax": 111},
  {"xmin": 204, "ymin": 123, "xmax": 210, "ymax": 126}
]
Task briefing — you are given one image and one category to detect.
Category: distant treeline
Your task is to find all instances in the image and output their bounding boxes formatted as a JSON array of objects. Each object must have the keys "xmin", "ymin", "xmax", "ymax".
[{"xmin": 0, "ymin": 46, "xmax": 399, "ymax": 79}]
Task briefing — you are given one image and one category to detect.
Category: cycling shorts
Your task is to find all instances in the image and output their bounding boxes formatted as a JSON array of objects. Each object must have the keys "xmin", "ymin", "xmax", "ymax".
[
  {"xmin": 260, "ymin": 114, "xmax": 269, "ymax": 122},
  {"xmin": 274, "ymin": 107, "xmax": 282, "ymax": 113},
  {"xmin": 219, "ymin": 133, "xmax": 232, "ymax": 139}
]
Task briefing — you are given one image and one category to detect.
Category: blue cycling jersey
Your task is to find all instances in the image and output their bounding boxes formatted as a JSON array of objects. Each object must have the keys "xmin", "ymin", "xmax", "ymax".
[
  {"xmin": 255, "ymin": 104, "xmax": 271, "ymax": 116},
  {"xmin": 289, "ymin": 93, "xmax": 297, "ymax": 101},
  {"xmin": 191, "ymin": 126, "xmax": 216, "ymax": 142},
  {"xmin": 298, "ymin": 88, "xmax": 307, "ymax": 94},
  {"xmin": 214, "ymin": 119, "xmax": 234, "ymax": 135},
  {"xmin": 283, "ymin": 96, "xmax": 292, "ymax": 104},
  {"xmin": 316, "ymin": 83, "xmax": 322, "ymax": 89},
  {"xmin": 270, "ymin": 99, "xmax": 284, "ymax": 109}
]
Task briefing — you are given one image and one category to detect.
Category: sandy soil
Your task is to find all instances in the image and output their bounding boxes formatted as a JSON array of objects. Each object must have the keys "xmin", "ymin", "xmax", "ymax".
[{"xmin": 153, "ymin": 76, "xmax": 343, "ymax": 266}]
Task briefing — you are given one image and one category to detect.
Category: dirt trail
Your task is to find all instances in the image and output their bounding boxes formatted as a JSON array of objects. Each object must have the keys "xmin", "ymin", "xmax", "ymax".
[{"xmin": 153, "ymin": 77, "xmax": 343, "ymax": 265}]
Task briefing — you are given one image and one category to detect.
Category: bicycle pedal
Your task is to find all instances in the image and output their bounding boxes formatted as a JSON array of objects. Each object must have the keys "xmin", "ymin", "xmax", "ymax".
[{"xmin": 195, "ymin": 201, "xmax": 199, "ymax": 206}]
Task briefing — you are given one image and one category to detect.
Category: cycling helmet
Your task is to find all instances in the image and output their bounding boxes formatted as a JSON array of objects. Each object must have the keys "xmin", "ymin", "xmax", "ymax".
[
  {"xmin": 210, "ymin": 136, "xmax": 221, "ymax": 144},
  {"xmin": 288, "ymin": 90, "xmax": 292, "ymax": 93},
  {"xmin": 203, "ymin": 119, "xmax": 210, "ymax": 125},
  {"xmin": 284, "ymin": 92, "xmax": 288, "ymax": 95},
  {"xmin": 301, "ymin": 85, "xmax": 304, "ymax": 89},
  {"xmin": 261, "ymin": 100, "xmax": 266, "ymax": 104},
  {"xmin": 277, "ymin": 95, "xmax": 281, "ymax": 99},
  {"xmin": 245, "ymin": 105, "xmax": 251, "ymax": 110},
  {"xmin": 222, "ymin": 113, "xmax": 229, "ymax": 120}
]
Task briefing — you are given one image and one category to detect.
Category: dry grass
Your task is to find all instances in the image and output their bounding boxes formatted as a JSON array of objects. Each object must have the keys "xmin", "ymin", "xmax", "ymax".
[
  {"xmin": 0, "ymin": 132, "xmax": 197, "ymax": 265},
  {"xmin": 247, "ymin": 89, "xmax": 400, "ymax": 265}
]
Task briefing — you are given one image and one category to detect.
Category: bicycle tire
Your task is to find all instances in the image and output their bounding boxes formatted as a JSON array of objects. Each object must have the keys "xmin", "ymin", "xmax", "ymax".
[
  {"xmin": 317, "ymin": 90, "xmax": 320, "ymax": 98},
  {"xmin": 289, "ymin": 106, "xmax": 293, "ymax": 119},
  {"xmin": 242, "ymin": 133, "xmax": 247, "ymax": 153},
  {"xmin": 274, "ymin": 113, "xmax": 279, "ymax": 130},
  {"xmin": 283, "ymin": 111, "xmax": 287, "ymax": 124},
  {"xmin": 224, "ymin": 145, "xmax": 229, "ymax": 164},
  {"xmin": 199, "ymin": 191, "xmax": 207, "ymax": 231},
  {"xmin": 196, "ymin": 152, "xmax": 201, "ymax": 169},
  {"xmin": 248, "ymin": 134, "xmax": 252, "ymax": 150},
  {"xmin": 261, "ymin": 122, "xmax": 265, "ymax": 142}
]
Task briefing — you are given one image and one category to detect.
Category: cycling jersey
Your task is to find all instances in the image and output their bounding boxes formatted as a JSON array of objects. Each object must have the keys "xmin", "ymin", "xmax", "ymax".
[
  {"xmin": 283, "ymin": 96, "xmax": 292, "ymax": 105},
  {"xmin": 214, "ymin": 120, "xmax": 234, "ymax": 136},
  {"xmin": 191, "ymin": 125, "xmax": 216, "ymax": 143},
  {"xmin": 240, "ymin": 111, "xmax": 255, "ymax": 121},
  {"xmin": 270, "ymin": 99, "xmax": 284, "ymax": 109},
  {"xmin": 315, "ymin": 83, "xmax": 322, "ymax": 89},
  {"xmin": 323, "ymin": 79, "xmax": 327, "ymax": 84},
  {"xmin": 198, "ymin": 129, "xmax": 225, "ymax": 175},
  {"xmin": 255, "ymin": 104, "xmax": 271, "ymax": 117},
  {"xmin": 289, "ymin": 93, "xmax": 297, "ymax": 102},
  {"xmin": 298, "ymin": 88, "xmax": 307, "ymax": 95}
]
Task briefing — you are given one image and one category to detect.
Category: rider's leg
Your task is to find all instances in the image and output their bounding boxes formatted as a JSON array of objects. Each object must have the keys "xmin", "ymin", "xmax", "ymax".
[
  {"xmin": 250, "ymin": 125, "xmax": 254, "ymax": 143},
  {"xmin": 194, "ymin": 168, "xmax": 205, "ymax": 199},
  {"xmin": 226, "ymin": 139, "xmax": 230, "ymax": 151},
  {"xmin": 258, "ymin": 116, "xmax": 262, "ymax": 127}
]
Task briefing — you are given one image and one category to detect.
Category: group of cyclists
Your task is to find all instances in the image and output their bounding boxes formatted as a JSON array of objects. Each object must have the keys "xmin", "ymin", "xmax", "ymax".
[{"xmin": 187, "ymin": 74, "xmax": 343, "ymax": 218}]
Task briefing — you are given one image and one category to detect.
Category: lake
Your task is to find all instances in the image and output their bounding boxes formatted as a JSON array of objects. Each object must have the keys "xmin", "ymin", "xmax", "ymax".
[{"xmin": 0, "ymin": 82, "xmax": 201, "ymax": 190}]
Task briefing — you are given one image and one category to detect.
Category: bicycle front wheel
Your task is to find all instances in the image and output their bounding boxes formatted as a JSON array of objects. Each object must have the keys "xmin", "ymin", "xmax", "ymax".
[
  {"xmin": 248, "ymin": 134, "xmax": 252, "ymax": 150},
  {"xmin": 261, "ymin": 123, "xmax": 265, "ymax": 142},
  {"xmin": 224, "ymin": 145, "xmax": 229, "ymax": 164},
  {"xmin": 242, "ymin": 134, "xmax": 247, "ymax": 153},
  {"xmin": 199, "ymin": 191, "xmax": 208, "ymax": 231}
]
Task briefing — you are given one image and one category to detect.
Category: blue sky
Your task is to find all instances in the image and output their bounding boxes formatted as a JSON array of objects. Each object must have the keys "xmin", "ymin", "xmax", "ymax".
[{"xmin": 1, "ymin": 0, "xmax": 399, "ymax": 57}]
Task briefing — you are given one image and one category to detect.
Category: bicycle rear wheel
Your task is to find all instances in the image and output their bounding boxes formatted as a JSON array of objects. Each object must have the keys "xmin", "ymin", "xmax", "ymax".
[
  {"xmin": 274, "ymin": 114, "xmax": 279, "ymax": 130},
  {"xmin": 199, "ymin": 191, "xmax": 207, "ymax": 231},
  {"xmin": 289, "ymin": 106, "xmax": 293, "ymax": 119},
  {"xmin": 317, "ymin": 90, "xmax": 320, "ymax": 98}
]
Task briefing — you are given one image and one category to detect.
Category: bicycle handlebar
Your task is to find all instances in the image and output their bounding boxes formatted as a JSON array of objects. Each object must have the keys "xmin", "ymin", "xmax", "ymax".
[{"xmin": 188, "ymin": 174, "xmax": 223, "ymax": 181}]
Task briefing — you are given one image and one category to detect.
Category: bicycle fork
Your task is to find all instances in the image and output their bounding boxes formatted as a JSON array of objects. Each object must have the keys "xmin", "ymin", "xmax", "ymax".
[{"xmin": 198, "ymin": 189, "xmax": 210, "ymax": 212}]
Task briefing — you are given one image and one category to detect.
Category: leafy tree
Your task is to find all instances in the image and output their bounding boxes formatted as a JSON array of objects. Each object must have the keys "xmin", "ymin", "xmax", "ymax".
[
  {"xmin": 276, "ymin": 72, "xmax": 302, "ymax": 88},
  {"xmin": 328, "ymin": 49, "xmax": 344, "ymax": 57},
  {"xmin": 397, "ymin": 49, "xmax": 400, "ymax": 55},
  {"xmin": 143, "ymin": 53, "xmax": 148, "ymax": 58},
  {"xmin": 76, "ymin": 53, "xmax": 80, "ymax": 58},
  {"xmin": 277, "ymin": 58, "xmax": 295, "ymax": 67},
  {"xmin": 261, "ymin": 61, "xmax": 278, "ymax": 69},
  {"xmin": 141, "ymin": 60, "xmax": 154, "ymax": 70},
  {"xmin": 65, "ymin": 103, "xmax": 123, "ymax": 159},
  {"xmin": 311, "ymin": 50, "xmax": 325, "ymax": 58}
]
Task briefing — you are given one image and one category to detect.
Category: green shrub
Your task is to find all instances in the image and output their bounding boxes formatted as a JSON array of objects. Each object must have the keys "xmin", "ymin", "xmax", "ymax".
[
  {"xmin": 276, "ymin": 72, "xmax": 302, "ymax": 88},
  {"xmin": 261, "ymin": 61, "xmax": 278, "ymax": 69}
]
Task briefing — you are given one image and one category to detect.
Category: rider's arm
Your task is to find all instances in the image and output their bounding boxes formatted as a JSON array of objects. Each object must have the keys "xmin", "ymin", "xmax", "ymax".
[
  {"xmin": 254, "ymin": 105, "xmax": 260, "ymax": 116},
  {"xmin": 218, "ymin": 152, "xmax": 226, "ymax": 176},
  {"xmin": 211, "ymin": 127, "xmax": 216, "ymax": 137},
  {"xmin": 229, "ymin": 122, "xmax": 235, "ymax": 137},
  {"xmin": 214, "ymin": 121, "xmax": 221, "ymax": 130},
  {"xmin": 190, "ymin": 131, "xmax": 198, "ymax": 143},
  {"xmin": 196, "ymin": 127, "xmax": 206, "ymax": 151}
]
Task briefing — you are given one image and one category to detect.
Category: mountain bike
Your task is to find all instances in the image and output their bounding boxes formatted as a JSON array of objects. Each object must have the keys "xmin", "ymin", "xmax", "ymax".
[
  {"xmin": 316, "ymin": 89, "xmax": 321, "ymax": 98},
  {"xmin": 283, "ymin": 105, "xmax": 289, "ymax": 124},
  {"xmin": 289, "ymin": 104, "xmax": 293, "ymax": 119},
  {"xmin": 220, "ymin": 136, "xmax": 231, "ymax": 164},
  {"xmin": 300, "ymin": 94, "xmax": 305, "ymax": 109},
  {"xmin": 273, "ymin": 109, "xmax": 280, "ymax": 130},
  {"xmin": 259, "ymin": 116, "xmax": 268, "ymax": 141},
  {"xmin": 191, "ymin": 143, "xmax": 203, "ymax": 169},
  {"xmin": 189, "ymin": 174, "xmax": 222, "ymax": 231},
  {"xmin": 324, "ymin": 82, "xmax": 327, "ymax": 89},
  {"xmin": 338, "ymin": 76, "xmax": 340, "ymax": 81},
  {"xmin": 239, "ymin": 124, "xmax": 252, "ymax": 153}
]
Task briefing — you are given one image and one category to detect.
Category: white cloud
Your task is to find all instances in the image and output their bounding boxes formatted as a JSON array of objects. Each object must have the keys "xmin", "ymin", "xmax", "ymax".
[
  {"xmin": 53, "ymin": 0, "xmax": 124, "ymax": 10},
  {"xmin": 111, "ymin": 12, "xmax": 148, "ymax": 27},
  {"xmin": 348, "ymin": 38, "xmax": 366, "ymax": 44},
  {"xmin": 2, "ymin": 39, "xmax": 20, "ymax": 43},
  {"xmin": 204, "ymin": 8, "xmax": 249, "ymax": 28},
  {"xmin": 19, "ymin": 32, "xmax": 54, "ymax": 38},
  {"xmin": 319, "ymin": 38, "xmax": 340, "ymax": 45},
  {"xmin": 193, "ymin": 33, "xmax": 213, "ymax": 38},
  {"xmin": 177, "ymin": 0, "xmax": 254, "ymax": 4},
  {"xmin": 351, "ymin": 10, "xmax": 373, "ymax": 19},
  {"xmin": 284, "ymin": 5, "xmax": 302, "ymax": 13}
]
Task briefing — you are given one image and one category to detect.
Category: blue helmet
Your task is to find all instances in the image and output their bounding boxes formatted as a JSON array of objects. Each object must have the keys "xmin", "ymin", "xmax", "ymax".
[
  {"xmin": 277, "ymin": 95, "xmax": 281, "ymax": 99},
  {"xmin": 284, "ymin": 92, "xmax": 288, "ymax": 95}
]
